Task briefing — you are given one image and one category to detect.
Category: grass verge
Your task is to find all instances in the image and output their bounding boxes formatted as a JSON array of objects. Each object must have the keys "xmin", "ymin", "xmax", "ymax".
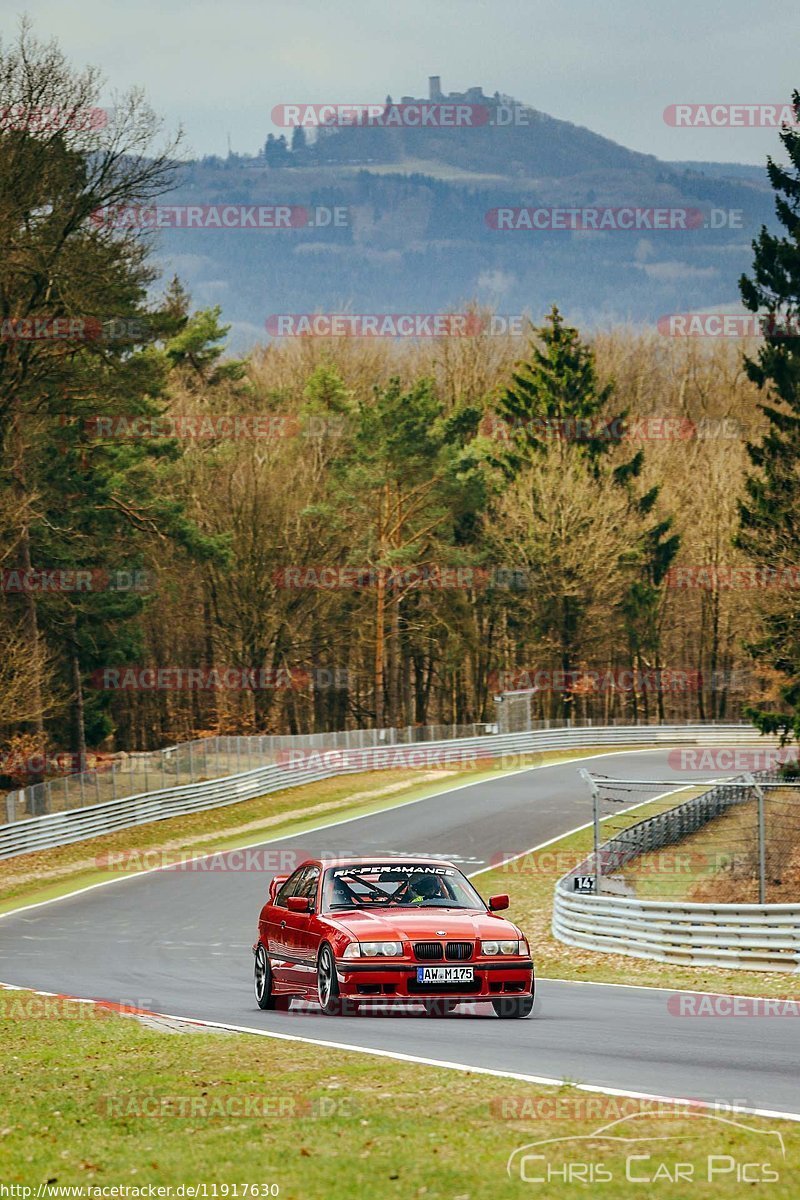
[{"xmin": 0, "ymin": 991, "xmax": 796, "ymax": 1197}]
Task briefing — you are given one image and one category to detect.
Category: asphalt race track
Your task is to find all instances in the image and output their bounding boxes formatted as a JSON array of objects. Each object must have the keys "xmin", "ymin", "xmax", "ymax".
[{"xmin": 2, "ymin": 748, "xmax": 798, "ymax": 1119}]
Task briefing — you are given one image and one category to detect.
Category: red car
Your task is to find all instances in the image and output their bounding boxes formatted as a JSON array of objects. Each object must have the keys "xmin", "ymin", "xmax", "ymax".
[{"xmin": 253, "ymin": 856, "xmax": 535, "ymax": 1018}]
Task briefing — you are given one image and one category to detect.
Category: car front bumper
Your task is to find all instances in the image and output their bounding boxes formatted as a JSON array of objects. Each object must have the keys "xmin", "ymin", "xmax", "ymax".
[{"xmin": 334, "ymin": 958, "xmax": 534, "ymax": 1000}]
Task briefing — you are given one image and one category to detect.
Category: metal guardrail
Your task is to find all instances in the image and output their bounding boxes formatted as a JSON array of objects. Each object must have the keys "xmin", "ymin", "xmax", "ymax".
[
  {"xmin": 0, "ymin": 722, "xmax": 766, "ymax": 860},
  {"xmin": 1, "ymin": 724, "xmax": 496, "ymax": 825},
  {"xmin": 553, "ymin": 769, "xmax": 800, "ymax": 971}
]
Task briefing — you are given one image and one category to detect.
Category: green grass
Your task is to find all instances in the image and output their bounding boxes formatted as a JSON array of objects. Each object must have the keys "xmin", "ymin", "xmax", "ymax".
[{"xmin": 0, "ymin": 991, "xmax": 796, "ymax": 1197}]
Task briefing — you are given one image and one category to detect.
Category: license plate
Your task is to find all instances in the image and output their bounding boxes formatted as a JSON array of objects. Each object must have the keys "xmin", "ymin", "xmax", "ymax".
[{"xmin": 416, "ymin": 966, "xmax": 474, "ymax": 984}]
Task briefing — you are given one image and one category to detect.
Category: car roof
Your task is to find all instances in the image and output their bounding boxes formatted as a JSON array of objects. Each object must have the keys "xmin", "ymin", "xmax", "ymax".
[{"xmin": 313, "ymin": 856, "xmax": 458, "ymax": 870}]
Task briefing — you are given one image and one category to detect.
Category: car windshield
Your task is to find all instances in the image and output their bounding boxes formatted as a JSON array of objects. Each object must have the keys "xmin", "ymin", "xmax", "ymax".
[{"xmin": 322, "ymin": 863, "xmax": 485, "ymax": 911}]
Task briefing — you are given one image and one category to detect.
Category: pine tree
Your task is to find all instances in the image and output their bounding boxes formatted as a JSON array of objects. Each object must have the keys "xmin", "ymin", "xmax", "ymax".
[{"xmin": 737, "ymin": 91, "xmax": 800, "ymax": 740}]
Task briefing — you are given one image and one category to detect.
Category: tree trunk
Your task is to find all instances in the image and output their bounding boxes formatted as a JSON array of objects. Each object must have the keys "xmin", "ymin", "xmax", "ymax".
[{"xmin": 70, "ymin": 620, "xmax": 88, "ymax": 774}]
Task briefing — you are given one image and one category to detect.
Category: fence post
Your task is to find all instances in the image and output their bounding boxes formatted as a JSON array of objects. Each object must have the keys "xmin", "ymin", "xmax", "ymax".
[
  {"xmin": 5, "ymin": 790, "xmax": 17, "ymax": 823},
  {"xmin": 188, "ymin": 740, "xmax": 195, "ymax": 783},
  {"xmin": 746, "ymin": 773, "xmax": 767, "ymax": 905},
  {"xmin": 579, "ymin": 768, "xmax": 602, "ymax": 896}
]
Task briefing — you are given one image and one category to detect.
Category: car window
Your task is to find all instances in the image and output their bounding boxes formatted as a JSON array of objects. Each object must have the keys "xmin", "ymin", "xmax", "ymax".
[
  {"xmin": 296, "ymin": 867, "xmax": 320, "ymax": 906},
  {"xmin": 275, "ymin": 866, "xmax": 308, "ymax": 907}
]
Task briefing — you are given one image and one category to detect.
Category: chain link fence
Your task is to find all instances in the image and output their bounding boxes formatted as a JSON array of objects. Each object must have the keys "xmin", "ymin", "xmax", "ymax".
[
  {"xmin": 1, "ymin": 724, "xmax": 494, "ymax": 824},
  {"xmin": 578, "ymin": 769, "xmax": 800, "ymax": 904}
]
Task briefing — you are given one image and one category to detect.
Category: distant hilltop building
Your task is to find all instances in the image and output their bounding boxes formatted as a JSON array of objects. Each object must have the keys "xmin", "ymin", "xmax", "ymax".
[{"xmin": 394, "ymin": 78, "xmax": 508, "ymax": 107}]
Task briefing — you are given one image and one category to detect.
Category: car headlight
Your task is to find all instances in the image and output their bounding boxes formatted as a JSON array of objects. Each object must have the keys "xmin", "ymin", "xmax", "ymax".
[
  {"xmin": 361, "ymin": 941, "xmax": 403, "ymax": 957},
  {"xmin": 342, "ymin": 941, "xmax": 403, "ymax": 958},
  {"xmin": 480, "ymin": 939, "xmax": 522, "ymax": 956}
]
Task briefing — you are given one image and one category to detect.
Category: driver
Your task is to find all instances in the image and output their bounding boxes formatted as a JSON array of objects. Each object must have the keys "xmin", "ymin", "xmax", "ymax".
[{"xmin": 406, "ymin": 873, "xmax": 446, "ymax": 905}]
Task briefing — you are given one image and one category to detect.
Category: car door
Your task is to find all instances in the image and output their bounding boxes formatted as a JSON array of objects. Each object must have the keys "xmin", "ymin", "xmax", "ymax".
[
  {"xmin": 277, "ymin": 864, "xmax": 319, "ymax": 989},
  {"xmin": 264, "ymin": 866, "xmax": 306, "ymax": 982},
  {"xmin": 291, "ymin": 866, "xmax": 321, "ymax": 986}
]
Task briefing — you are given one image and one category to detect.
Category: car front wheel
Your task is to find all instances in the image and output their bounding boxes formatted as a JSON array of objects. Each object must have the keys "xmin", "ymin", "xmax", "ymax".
[
  {"xmin": 492, "ymin": 994, "xmax": 534, "ymax": 1019},
  {"xmin": 317, "ymin": 944, "xmax": 342, "ymax": 1015}
]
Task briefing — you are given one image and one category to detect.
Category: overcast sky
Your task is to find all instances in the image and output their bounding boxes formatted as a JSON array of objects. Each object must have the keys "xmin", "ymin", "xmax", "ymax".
[{"xmin": 3, "ymin": 0, "xmax": 797, "ymax": 164}]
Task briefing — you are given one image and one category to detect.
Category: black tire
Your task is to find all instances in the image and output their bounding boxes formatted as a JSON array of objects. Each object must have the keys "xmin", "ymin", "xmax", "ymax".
[
  {"xmin": 254, "ymin": 943, "xmax": 288, "ymax": 1011},
  {"xmin": 492, "ymin": 994, "xmax": 535, "ymax": 1019},
  {"xmin": 317, "ymin": 944, "xmax": 342, "ymax": 1015}
]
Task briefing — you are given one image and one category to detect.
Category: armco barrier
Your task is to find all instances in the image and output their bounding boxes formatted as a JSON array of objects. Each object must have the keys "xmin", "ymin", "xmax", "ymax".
[
  {"xmin": 0, "ymin": 722, "xmax": 767, "ymax": 860},
  {"xmin": 552, "ymin": 891, "xmax": 800, "ymax": 972},
  {"xmin": 552, "ymin": 769, "xmax": 800, "ymax": 971}
]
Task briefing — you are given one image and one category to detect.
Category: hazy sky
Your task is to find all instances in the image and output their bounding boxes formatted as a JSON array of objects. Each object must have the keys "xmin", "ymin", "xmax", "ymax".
[{"xmin": 3, "ymin": 0, "xmax": 796, "ymax": 164}]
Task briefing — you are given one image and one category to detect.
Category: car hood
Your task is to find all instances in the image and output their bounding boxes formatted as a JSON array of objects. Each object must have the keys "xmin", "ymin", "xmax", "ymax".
[{"xmin": 330, "ymin": 908, "xmax": 521, "ymax": 942}]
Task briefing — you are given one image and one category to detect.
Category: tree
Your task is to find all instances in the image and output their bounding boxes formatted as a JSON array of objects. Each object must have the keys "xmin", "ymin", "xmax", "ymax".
[
  {"xmin": 737, "ymin": 90, "xmax": 800, "ymax": 741},
  {"xmin": 489, "ymin": 307, "xmax": 678, "ymax": 717},
  {"xmin": 264, "ymin": 133, "xmax": 289, "ymax": 167}
]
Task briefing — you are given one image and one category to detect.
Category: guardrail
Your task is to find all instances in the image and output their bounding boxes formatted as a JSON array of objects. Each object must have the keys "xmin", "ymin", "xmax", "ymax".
[
  {"xmin": 0, "ymin": 722, "xmax": 767, "ymax": 860},
  {"xmin": 552, "ymin": 769, "xmax": 800, "ymax": 971}
]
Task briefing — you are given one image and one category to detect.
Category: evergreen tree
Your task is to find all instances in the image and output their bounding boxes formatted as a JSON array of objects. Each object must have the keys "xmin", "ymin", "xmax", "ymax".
[{"xmin": 737, "ymin": 91, "xmax": 800, "ymax": 740}]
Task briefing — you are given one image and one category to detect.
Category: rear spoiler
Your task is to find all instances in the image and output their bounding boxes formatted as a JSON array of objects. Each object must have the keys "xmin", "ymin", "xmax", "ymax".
[{"xmin": 268, "ymin": 873, "xmax": 290, "ymax": 903}]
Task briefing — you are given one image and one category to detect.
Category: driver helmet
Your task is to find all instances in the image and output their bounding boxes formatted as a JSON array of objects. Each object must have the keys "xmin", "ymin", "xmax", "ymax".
[{"xmin": 410, "ymin": 873, "xmax": 443, "ymax": 902}]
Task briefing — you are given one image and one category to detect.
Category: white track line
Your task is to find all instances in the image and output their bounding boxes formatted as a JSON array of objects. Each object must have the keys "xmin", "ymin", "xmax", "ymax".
[
  {"xmin": 0, "ymin": 746, "xmax": 661, "ymax": 921},
  {"xmin": 1, "ymin": 980, "xmax": 798, "ymax": 1124}
]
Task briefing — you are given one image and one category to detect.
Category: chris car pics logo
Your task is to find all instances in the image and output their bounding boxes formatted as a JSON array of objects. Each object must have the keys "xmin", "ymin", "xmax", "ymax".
[{"xmin": 506, "ymin": 1111, "xmax": 785, "ymax": 1185}]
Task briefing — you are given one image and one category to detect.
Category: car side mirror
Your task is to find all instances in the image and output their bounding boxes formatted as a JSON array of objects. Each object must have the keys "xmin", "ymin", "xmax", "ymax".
[
  {"xmin": 287, "ymin": 895, "xmax": 311, "ymax": 913},
  {"xmin": 488, "ymin": 894, "xmax": 509, "ymax": 911}
]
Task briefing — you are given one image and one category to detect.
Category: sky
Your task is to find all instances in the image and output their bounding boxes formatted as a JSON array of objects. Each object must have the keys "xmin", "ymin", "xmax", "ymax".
[{"xmin": 2, "ymin": 0, "xmax": 797, "ymax": 165}]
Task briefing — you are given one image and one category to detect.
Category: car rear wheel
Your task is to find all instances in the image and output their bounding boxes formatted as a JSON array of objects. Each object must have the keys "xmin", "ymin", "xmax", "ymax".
[
  {"xmin": 254, "ymin": 944, "xmax": 290, "ymax": 1011},
  {"xmin": 317, "ymin": 944, "xmax": 342, "ymax": 1015},
  {"xmin": 492, "ymin": 994, "xmax": 534, "ymax": 1018}
]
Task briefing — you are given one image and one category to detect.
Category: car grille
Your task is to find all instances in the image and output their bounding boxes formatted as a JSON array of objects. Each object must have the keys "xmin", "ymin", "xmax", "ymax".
[
  {"xmin": 445, "ymin": 941, "xmax": 473, "ymax": 961},
  {"xmin": 413, "ymin": 941, "xmax": 474, "ymax": 961},
  {"xmin": 414, "ymin": 942, "xmax": 443, "ymax": 960}
]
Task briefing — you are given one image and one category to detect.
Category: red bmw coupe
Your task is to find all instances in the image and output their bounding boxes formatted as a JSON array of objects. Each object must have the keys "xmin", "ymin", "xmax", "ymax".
[{"xmin": 253, "ymin": 856, "xmax": 535, "ymax": 1017}]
